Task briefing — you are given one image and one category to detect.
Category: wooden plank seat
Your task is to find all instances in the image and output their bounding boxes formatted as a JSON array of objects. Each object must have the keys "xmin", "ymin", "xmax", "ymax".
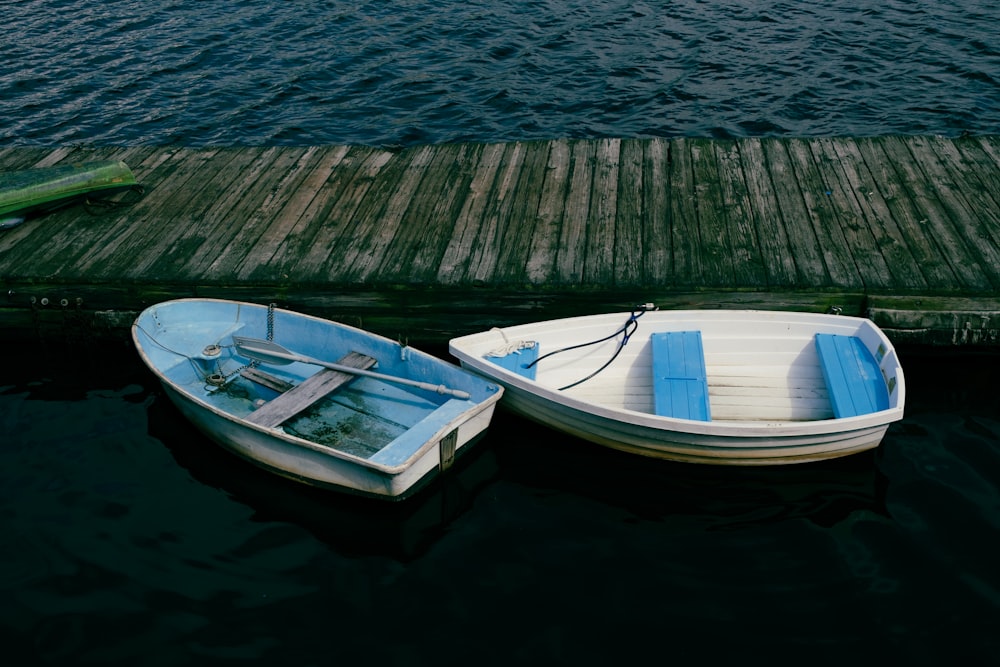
[
  {"xmin": 650, "ymin": 331, "xmax": 711, "ymax": 421},
  {"xmin": 815, "ymin": 333, "xmax": 889, "ymax": 418},
  {"xmin": 245, "ymin": 351, "xmax": 377, "ymax": 428},
  {"xmin": 240, "ymin": 367, "xmax": 294, "ymax": 393}
]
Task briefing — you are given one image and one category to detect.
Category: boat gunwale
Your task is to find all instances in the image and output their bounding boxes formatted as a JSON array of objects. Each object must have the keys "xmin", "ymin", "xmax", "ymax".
[
  {"xmin": 448, "ymin": 308, "xmax": 906, "ymax": 442},
  {"xmin": 133, "ymin": 297, "xmax": 503, "ymax": 476}
]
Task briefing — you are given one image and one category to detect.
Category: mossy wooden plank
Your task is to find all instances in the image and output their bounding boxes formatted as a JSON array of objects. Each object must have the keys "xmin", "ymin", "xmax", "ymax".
[
  {"xmin": 20, "ymin": 147, "xmax": 184, "ymax": 278},
  {"xmin": 668, "ymin": 138, "xmax": 701, "ymax": 287},
  {"xmin": 109, "ymin": 147, "xmax": 250, "ymax": 278},
  {"xmin": 493, "ymin": 140, "xmax": 551, "ymax": 284},
  {"xmin": 181, "ymin": 147, "xmax": 309, "ymax": 279},
  {"xmin": 757, "ymin": 138, "xmax": 828, "ymax": 286},
  {"xmin": 641, "ymin": 138, "xmax": 671, "ymax": 286},
  {"xmin": 783, "ymin": 138, "xmax": 862, "ymax": 288},
  {"xmin": 878, "ymin": 136, "xmax": 992, "ymax": 291},
  {"xmin": 235, "ymin": 146, "xmax": 351, "ymax": 281},
  {"xmin": 253, "ymin": 145, "xmax": 379, "ymax": 282},
  {"xmin": 338, "ymin": 145, "xmax": 435, "ymax": 283},
  {"xmin": 922, "ymin": 136, "xmax": 1000, "ymax": 283},
  {"xmin": 687, "ymin": 138, "xmax": 734, "ymax": 287},
  {"xmin": 0, "ymin": 146, "xmax": 153, "ymax": 271},
  {"xmin": 525, "ymin": 138, "xmax": 570, "ymax": 285},
  {"xmin": 199, "ymin": 147, "xmax": 327, "ymax": 281},
  {"xmin": 467, "ymin": 142, "xmax": 526, "ymax": 284},
  {"xmin": 853, "ymin": 137, "xmax": 960, "ymax": 290},
  {"xmin": 291, "ymin": 147, "xmax": 395, "ymax": 280},
  {"xmin": 61, "ymin": 148, "xmax": 215, "ymax": 276},
  {"xmin": 436, "ymin": 142, "xmax": 506, "ymax": 285},
  {"xmin": 735, "ymin": 138, "xmax": 797, "ymax": 287},
  {"xmin": 613, "ymin": 138, "xmax": 644, "ymax": 287},
  {"xmin": 554, "ymin": 139, "xmax": 595, "ymax": 284},
  {"xmin": 582, "ymin": 138, "xmax": 620, "ymax": 286},
  {"xmin": 713, "ymin": 140, "xmax": 767, "ymax": 287},
  {"xmin": 381, "ymin": 143, "xmax": 482, "ymax": 284},
  {"xmin": 817, "ymin": 137, "xmax": 923, "ymax": 290},
  {"xmin": 951, "ymin": 136, "xmax": 1000, "ymax": 204},
  {"xmin": 104, "ymin": 147, "xmax": 264, "ymax": 279},
  {"xmin": 974, "ymin": 135, "xmax": 1000, "ymax": 173},
  {"xmin": 819, "ymin": 139, "xmax": 927, "ymax": 291}
]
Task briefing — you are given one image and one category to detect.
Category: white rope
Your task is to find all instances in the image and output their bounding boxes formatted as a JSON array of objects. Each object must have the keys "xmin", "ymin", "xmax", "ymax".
[{"xmin": 485, "ymin": 327, "xmax": 537, "ymax": 358}]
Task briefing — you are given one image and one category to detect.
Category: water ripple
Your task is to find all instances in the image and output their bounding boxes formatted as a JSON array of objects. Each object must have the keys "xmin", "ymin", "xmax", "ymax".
[{"xmin": 1, "ymin": 0, "xmax": 997, "ymax": 146}]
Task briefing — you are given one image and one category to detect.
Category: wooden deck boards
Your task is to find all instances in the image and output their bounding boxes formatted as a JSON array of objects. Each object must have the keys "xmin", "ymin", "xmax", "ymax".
[{"xmin": 1, "ymin": 135, "xmax": 998, "ymax": 346}]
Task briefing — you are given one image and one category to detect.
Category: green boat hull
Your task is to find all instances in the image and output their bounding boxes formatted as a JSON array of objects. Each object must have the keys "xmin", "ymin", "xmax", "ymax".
[{"xmin": 0, "ymin": 160, "xmax": 137, "ymax": 229}]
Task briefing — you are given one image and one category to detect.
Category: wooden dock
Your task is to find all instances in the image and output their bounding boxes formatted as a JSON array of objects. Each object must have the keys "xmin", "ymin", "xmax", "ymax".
[{"xmin": 1, "ymin": 136, "xmax": 998, "ymax": 347}]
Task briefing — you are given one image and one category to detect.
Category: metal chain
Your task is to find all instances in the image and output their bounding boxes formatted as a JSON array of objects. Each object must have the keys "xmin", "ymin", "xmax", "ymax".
[{"xmin": 206, "ymin": 302, "xmax": 277, "ymax": 388}]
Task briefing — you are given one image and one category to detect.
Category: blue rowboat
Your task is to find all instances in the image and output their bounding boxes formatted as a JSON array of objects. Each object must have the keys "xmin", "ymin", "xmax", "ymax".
[
  {"xmin": 1, "ymin": 159, "xmax": 138, "ymax": 230},
  {"xmin": 133, "ymin": 298, "xmax": 503, "ymax": 500}
]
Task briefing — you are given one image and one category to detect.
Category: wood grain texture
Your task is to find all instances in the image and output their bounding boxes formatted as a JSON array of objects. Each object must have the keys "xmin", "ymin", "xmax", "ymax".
[{"xmin": 1, "ymin": 136, "xmax": 998, "ymax": 347}]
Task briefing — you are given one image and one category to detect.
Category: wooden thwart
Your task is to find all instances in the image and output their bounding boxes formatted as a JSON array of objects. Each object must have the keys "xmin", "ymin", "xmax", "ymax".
[
  {"xmin": 239, "ymin": 367, "xmax": 294, "ymax": 393},
  {"xmin": 815, "ymin": 333, "xmax": 889, "ymax": 418},
  {"xmin": 245, "ymin": 351, "xmax": 377, "ymax": 428},
  {"xmin": 650, "ymin": 331, "xmax": 711, "ymax": 421}
]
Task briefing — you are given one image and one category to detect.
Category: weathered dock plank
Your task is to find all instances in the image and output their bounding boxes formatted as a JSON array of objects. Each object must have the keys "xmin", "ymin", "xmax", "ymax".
[
  {"xmin": 852, "ymin": 137, "xmax": 958, "ymax": 288},
  {"xmin": 815, "ymin": 138, "xmax": 915, "ymax": 289},
  {"xmin": 387, "ymin": 142, "xmax": 482, "ymax": 284},
  {"xmin": 640, "ymin": 137, "xmax": 671, "ymax": 286},
  {"xmin": 785, "ymin": 138, "xmax": 865, "ymax": 288},
  {"xmin": 494, "ymin": 139, "xmax": 551, "ymax": 285},
  {"xmin": 1, "ymin": 136, "xmax": 998, "ymax": 347},
  {"xmin": 553, "ymin": 139, "xmax": 595, "ymax": 285},
  {"xmin": 436, "ymin": 142, "xmax": 506, "ymax": 285},
  {"xmin": 882, "ymin": 137, "xmax": 992, "ymax": 291},
  {"xmin": 287, "ymin": 146, "xmax": 395, "ymax": 280},
  {"xmin": 714, "ymin": 140, "xmax": 767, "ymax": 287},
  {"xmin": 524, "ymin": 138, "xmax": 570, "ymax": 285},
  {"xmin": 235, "ymin": 145, "xmax": 351, "ymax": 280},
  {"xmin": 736, "ymin": 138, "xmax": 797, "ymax": 287}
]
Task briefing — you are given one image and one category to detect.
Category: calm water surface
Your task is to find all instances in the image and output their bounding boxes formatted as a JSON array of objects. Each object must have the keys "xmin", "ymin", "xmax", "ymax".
[
  {"xmin": 1, "ymin": 342, "xmax": 998, "ymax": 665},
  {"xmin": 1, "ymin": 0, "xmax": 997, "ymax": 146}
]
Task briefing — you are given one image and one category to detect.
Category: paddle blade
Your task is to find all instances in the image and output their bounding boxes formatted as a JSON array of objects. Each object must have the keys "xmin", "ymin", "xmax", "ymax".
[{"xmin": 233, "ymin": 336, "xmax": 296, "ymax": 365}]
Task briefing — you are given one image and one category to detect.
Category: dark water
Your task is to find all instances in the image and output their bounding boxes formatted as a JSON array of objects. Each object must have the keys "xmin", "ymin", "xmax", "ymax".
[
  {"xmin": 1, "ymin": 340, "xmax": 999, "ymax": 665},
  {"xmin": 1, "ymin": 0, "xmax": 997, "ymax": 146}
]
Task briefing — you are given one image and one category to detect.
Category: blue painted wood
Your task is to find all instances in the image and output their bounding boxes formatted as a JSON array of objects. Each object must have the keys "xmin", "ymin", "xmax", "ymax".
[
  {"xmin": 815, "ymin": 333, "xmax": 889, "ymax": 418},
  {"xmin": 368, "ymin": 398, "xmax": 475, "ymax": 466},
  {"xmin": 486, "ymin": 343, "xmax": 539, "ymax": 380},
  {"xmin": 651, "ymin": 331, "xmax": 711, "ymax": 421}
]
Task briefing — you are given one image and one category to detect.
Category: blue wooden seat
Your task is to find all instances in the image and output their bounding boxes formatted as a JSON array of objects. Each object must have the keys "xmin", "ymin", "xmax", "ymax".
[
  {"xmin": 486, "ymin": 342, "xmax": 539, "ymax": 380},
  {"xmin": 651, "ymin": 331, "xmax": 711, "ymax": 421},
  {"xmin": 815, "ymin": 333, "xmax": 889, "ymax": 418}
]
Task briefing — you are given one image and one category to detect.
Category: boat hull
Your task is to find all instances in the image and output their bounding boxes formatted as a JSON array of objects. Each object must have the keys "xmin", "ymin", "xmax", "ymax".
[
  {"xmin": 449, "ymin": 309, "xmax": 905, "ymax": 465},
  {"xmin": 133, "ymin": 299, "xmax": 502, "ymax": 500}
]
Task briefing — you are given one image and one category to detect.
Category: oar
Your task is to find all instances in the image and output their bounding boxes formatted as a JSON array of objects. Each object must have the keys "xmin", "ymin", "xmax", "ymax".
[{"xmin": 232, "ymin": 336, "xmax": 471, "ymax": 399}]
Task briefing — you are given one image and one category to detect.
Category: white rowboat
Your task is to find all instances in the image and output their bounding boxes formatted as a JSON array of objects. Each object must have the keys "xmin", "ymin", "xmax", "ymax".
[
  {"xmin": 133, "ymin": 298, "xmax": 503, "ymax": 500},
  {"xmin": 449, "ymin": 308, "xmax": 905, "ymax": 465}
]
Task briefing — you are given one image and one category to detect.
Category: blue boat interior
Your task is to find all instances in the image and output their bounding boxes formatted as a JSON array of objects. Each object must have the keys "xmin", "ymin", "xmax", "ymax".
[
  {"xmin": 134, "ymin": 301, "xmax": 496, "ymax": 463},
  {"xmin": 647, "ymin": 330, "xmax": 890, "ymax": 422}
]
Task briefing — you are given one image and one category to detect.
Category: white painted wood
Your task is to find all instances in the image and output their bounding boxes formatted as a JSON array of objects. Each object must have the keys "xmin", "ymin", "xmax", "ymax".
[
  {"xmin": 133, "ymin": 298, "xmax": 503, "ymax": 500},
  {"xmin": 449, "ymin": 309, "xmax": 905, "ymax": 465}
]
